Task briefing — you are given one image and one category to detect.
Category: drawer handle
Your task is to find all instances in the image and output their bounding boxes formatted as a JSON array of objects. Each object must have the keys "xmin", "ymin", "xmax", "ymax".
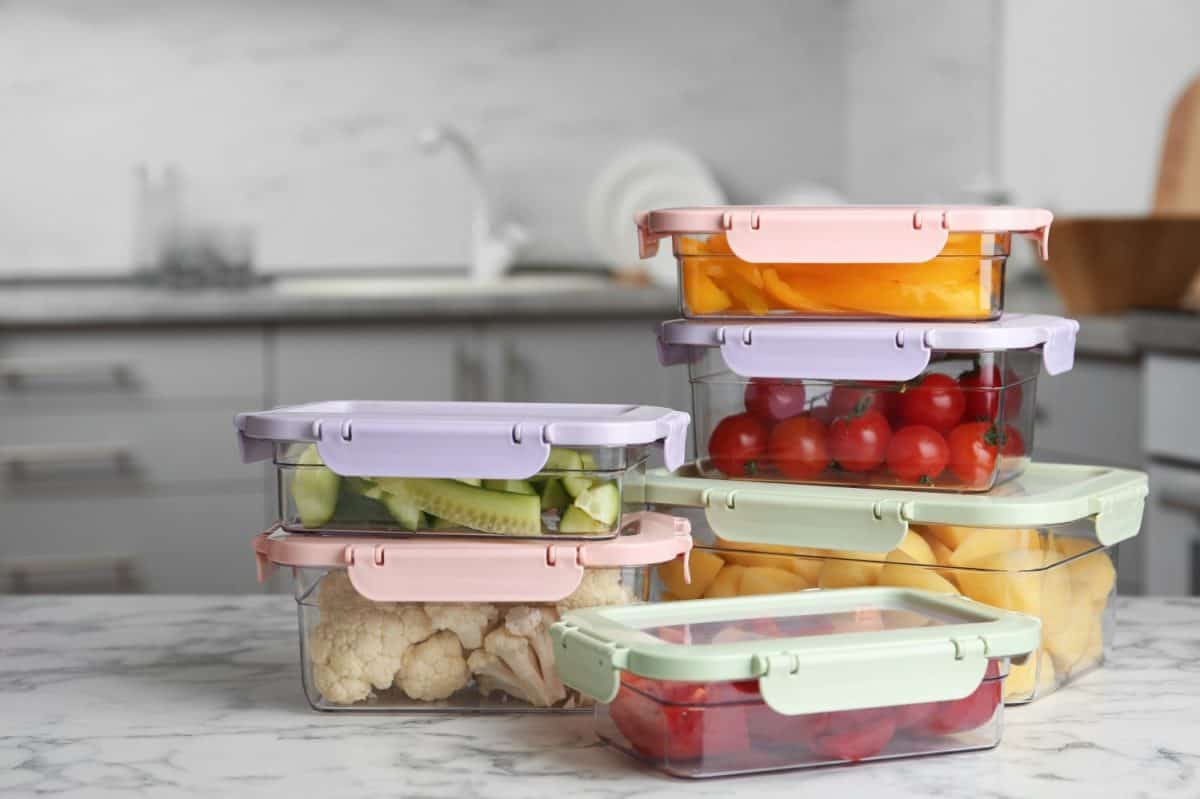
[
  {"xmin": 1, "ymin": 360, "xmax": 135, "ymax": 390},
  {"xmin": 0, "ymin": 443, "xmax": 135, "ymax": 479},
  {"xmin": 1162, "ymin": 491, "xmax": 1200, "ymax": 516}
]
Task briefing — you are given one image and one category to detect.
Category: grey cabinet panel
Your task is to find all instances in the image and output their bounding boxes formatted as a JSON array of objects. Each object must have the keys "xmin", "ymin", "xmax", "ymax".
[
  {"xmin": 1144, "ymin": 354, "xmax": 1200, "ymax": 464},
  {"xmin": 486, "ymin": 320, "xmax": 676, "ymax": 408},
  {"xmin": 0, "ymin": 328, "xmax": 266, "ymax": 410},
  {"xmin": 274, "ymin": 324, "xmax": 475, "ymax": 404},
  {"xmin": 0, "ymin": 402, "xmax": 262, "ymax": 494},
  {"xmin": 2, "ymin": 490, "xmax": 267, "ymax": 594},
  {"xmin": 1032, "ymin": 357, "xmax": 1142, "ymax": 467},
  {"xmin": 1141, "ymin": 463, "xmax": 1200, "ymax": 596}
]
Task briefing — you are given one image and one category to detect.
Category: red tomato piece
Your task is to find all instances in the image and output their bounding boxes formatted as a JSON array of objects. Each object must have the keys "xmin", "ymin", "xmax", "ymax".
[
  {"xmin": 1001, "ymin": 425, "xmax": 1026, "ymax": 457},
  {"xmin": 609, "ymin": 681, "xmax": 752, "ymax": 763},
  {"xmin": 892, "ymin": 701, "xmax": 938, "ymax": 730},
  {"xmin": 829, "ymin": 383, "xmax": 896, "ymax": 420},
  {"xmin": 804, "ymin": 708, "xmax": 898, "ymax": 762},
  {"xmin": 886, "ymin": 425, "xmax": 950, "ymax": 484},
  {"xmin": 829, "ymin": 409, "xmax": 892, "ymax": 473},
  {"xmin": 946, "ymin": 421, "xmax": 1002, "ymax": 487},
  {"xmin": 898, "ymin": 373, "xmax": 966, "ymax": 433},
  {"xmin": 919, "ymin": 675, "xmax": 1002, "ymax": 736},
  {"xmin": 958, "ymin": 365, "xmax": 1003, "ymax": 421},
  {"xmin": 744, "ymin": 379, "xmax": 808, "ymax": 423},
  {"xmin": 767, "ymin": 415, "xmax": 830, "ymax": 480},
  {"xmin": 708, "ymin": 412, "xmax": 769, "ymax": 478}
]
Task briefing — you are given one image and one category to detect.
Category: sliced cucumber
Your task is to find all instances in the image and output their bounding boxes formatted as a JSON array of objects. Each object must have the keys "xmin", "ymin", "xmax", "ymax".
[
  {"xmin": 562, "ymin": 475, "xmax": 594, "ymax": 498},
  {"xmin": 380, "ymin": 493, "xmax": 424, "ymax": 531},
  {"xmin": 427, "ymin": 514, "xmax": 458, "ymax": 530},
  {"xmin": 375, "ymin": 477, "xmax": 542, "ymax": 536},
  {"xmin": 558, "ymin": 505, "xmax": 612, "ymax": 535},
  {"xmin": 544, "ymin": 448, "xmax": 584, "ymax": 471},
  {"xmin": 579, "ymin": 451, "xmax": 597, "ymax": 470},
  {"xmin": 291, "ymin": 445, "xmax": 340, "ymax": 527},
  {"xmin": 572, "ymin": 480, "xmax": 620, "ymax": 526},
  {"xmin": 539, "ymin": 478, "xmax": 571, "ymax": 513},
  {"xmin": 331, "ymin": 491, "xmax": 389, "ymax": 525},
  {"xmin": 362, "ymin": 484, "xmax": 385, "ymax": 501},
  {"xmin": 455, "ymin": 478, "xmax": 483, "ymax": 487},
  {"xmin": 482, "ymin": 479, "xmax": 538, "ymax": 495}
]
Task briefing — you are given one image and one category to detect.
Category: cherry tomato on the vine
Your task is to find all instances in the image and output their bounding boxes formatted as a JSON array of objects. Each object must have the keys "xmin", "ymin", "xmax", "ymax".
[
  {"xmin": 946, "ymin": 421, "xmax": 1002, "ymax": 487},
  {"xmin": 886, "ymin": 425, "xmax": 950, "ymax": 483},
  {"xmin": 744, "ymin": 379, "xmax": 808, "ymax": 423},
  {"xmin": 898, "ymin": 373, "xmax": 965, "ymax": 433},
  {"xmin": 708, "ymin": 412, "xmax": 769, "ymax": 478},
  {"xmin": 768, "ymin": 415, "xmax": 830, "ymax": 480},
  {"xmin": 829, "ymin": 410, "xmax": 892, "ymax": 473}
]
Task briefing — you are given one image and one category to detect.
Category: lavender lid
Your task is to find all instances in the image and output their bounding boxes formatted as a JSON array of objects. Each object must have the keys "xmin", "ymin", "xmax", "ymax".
[
  {"xmin": 235, "ymin": 401, "xmax": 690, "ymax": 478},
  {"xmin": 657, "ymin": 313, "xmax": 1079, "ymax": 381}
]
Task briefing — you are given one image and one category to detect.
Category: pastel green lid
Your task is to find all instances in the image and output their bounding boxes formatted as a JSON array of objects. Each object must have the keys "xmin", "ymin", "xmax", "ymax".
[
  {"xmin": 551, "ymin": 587, "xmax": 1040, "ymax": 715},
  {"xmin": 639, "ymin": 462, "xmax": 1147, "ymax": 553}
]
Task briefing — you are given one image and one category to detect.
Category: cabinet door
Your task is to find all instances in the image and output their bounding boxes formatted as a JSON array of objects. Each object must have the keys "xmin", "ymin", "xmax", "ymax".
[
  {"xmin": 484, "ymin": 320, "xmax": 683, "ymax": 409},
  {"xmin": 1144, "ymin": 353, "xmax": 1200, "ymax": 463},
  {"xmin": 1142, "ymin": 462, "xmax": 1200, "ymax": 596},
  {"xmin": 1032, "ymin": 356, "xmax": 1142, "ymax": 467},
  {"xmin": 274, "ymin": 323, "xmax": 482, "ymax": 404}
]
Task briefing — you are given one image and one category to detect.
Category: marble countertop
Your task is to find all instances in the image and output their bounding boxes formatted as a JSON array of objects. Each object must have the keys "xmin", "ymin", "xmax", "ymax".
[{"xmin": 1, "ymin": 595, "xmax": 1196, "ymax": 798}]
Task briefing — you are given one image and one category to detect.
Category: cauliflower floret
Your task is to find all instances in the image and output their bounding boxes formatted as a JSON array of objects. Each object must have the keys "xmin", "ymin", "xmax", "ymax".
[
  {"xmin": 308, "ymin": 604, "xmax": 434, "ymax": 705},
  {"xmin": 468, "ymin": 650, "xmax": 539, "ymax": 706},
  {"xmin": 474, "ymin": 625, "xmax": 566, "ymax": 707},
  {"xmin": 503, "ymin": 606, "xmax": 565, "ymax": 701},
  {"xmin": 556, "ymin": 568, "xmax": 633, "ymax": 614},
  {"xmin": 424, "ymin": 603, "xmax": 500, "ymax": 650},
  {"xmin": 317, "ymin": 570, "xmax": 374, "ymax": 614},
  {"xmin": 396, "ymin": 630, "xmax": 470, "ymax": 701}
]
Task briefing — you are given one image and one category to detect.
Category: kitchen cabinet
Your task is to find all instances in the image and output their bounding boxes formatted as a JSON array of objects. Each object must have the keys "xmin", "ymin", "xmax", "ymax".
[
  {"xmin": 1032, "ymin": 355, "xmax": 1142, "ymax": 468},
  {"xmin": 273, "ymin": 323, "xmax": 480, "ymax": 404}
]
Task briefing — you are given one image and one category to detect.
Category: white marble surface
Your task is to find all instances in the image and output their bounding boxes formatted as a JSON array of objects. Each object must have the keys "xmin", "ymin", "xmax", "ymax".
[{"xmin": 1, "ymin": 595, "xmax": 1197, "ymax": 798}]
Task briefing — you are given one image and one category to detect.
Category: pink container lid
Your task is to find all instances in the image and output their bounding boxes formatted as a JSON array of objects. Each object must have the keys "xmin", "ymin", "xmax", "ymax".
[
  {"xmin": 236, "ymin": 401, "xmax": 690, "ymax": 479},
  {"xmin": 253, "ymin": 511, "xmax": 693, "ymax": 603},
  {"xmin": 635, "ymin": 205, "xmax": 1053, "ymax": 263},
  {"xmin": 658, "ymin": 313, "xmax": 1079, "ymax": 382}
]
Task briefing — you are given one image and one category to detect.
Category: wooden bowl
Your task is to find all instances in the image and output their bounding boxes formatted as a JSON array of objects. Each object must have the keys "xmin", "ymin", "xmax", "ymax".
[{"xmin": 1040, "ymin": 217, "xmax": 1200, "ymax": 315}]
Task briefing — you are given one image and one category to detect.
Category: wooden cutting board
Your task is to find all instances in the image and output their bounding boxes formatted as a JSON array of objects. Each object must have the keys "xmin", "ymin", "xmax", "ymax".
[{"xmin": 1156, "ymin": 75, "xmax": 1200, "ymax": 213}]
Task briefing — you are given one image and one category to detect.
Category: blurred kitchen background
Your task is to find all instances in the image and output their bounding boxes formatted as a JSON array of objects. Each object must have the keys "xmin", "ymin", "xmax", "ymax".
[{"xmin": 3, "ymin": 0, "xmax": 1200, "ymax": 595}]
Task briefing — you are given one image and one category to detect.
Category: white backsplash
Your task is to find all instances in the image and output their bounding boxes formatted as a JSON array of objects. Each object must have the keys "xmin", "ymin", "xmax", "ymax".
[{"xmin": 1, "ymin": 0, "xmax": 1007, "ymax": 275}]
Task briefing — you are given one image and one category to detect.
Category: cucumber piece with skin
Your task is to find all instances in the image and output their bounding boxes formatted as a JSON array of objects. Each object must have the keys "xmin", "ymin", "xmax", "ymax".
[
  {"xmin": 291, "ymin": 445, "xmax": 341, "ymax": 527},
  {"xmin": 544, "ymin": 448, "xmax": 584, "ymax": 471},
  {"xmin": 482, "ymin": 479, "xmax": 538, "ymax": 495},
  {"xmin": 427, "ymin": 514, "xmax": 458, "ymax": 530},
  {"xmin": 562, "ymin": 475, "xmax": 594, "ymax": 498},
  {"xmin": 331, "ymin": 491, "xmax": 390, "ymax": 526},
  {"xmin": 579, "ymin": 451, "xmax": 598, "ymax": 470},
  {"xmin": 558, "ymin": 505, "xmax": 612, "ymax": 535},
  {"xmin": 455, "ymin": 478, "xmax": 483, "ymax": 487},
  {"xmin": 572, "ymin": 480, "xmax": 621, "ymax": 526},
  {"xmin": 374, "ymin": 477, "xmax": 542, "ymax": 536},
  {"xmin": 359, "ymin": 482, "xmax": 423, "ymax": 530},
  {"xmin": 540, "ymin": 478, "xmax": 571, "ymax": 513}
]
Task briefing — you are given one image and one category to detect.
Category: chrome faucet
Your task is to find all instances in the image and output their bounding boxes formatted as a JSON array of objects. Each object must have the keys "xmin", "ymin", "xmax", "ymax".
[{"xmin": 418, "ymin": 124, "xmax": 527, "ymax": 281}]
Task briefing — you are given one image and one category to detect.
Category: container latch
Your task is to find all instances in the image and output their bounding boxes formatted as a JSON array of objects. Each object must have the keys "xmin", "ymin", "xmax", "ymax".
[
  {"xmin": 719, "ymin": 324, "xmax": 935, "ymax": 382},
  {"xmin": 550, "ymin": 621, "xmax": 627, "ymax": 703},
  {"xmin": 704, "ymin": 490, "xmax": 909, "ymax": 554},
  {"xmin": 723, "ymin": 207, "xmax": 949, "ymax": 264},
  {"xmin": 751, "ymin": 638, "xmax": 989, "ymax": 716}
]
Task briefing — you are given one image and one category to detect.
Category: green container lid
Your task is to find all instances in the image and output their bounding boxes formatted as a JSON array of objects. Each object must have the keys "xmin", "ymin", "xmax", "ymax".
[
  {"xmin": 639, "ymin": 463, "xmax": 1147, "ymax": 553},
  {"xmin": 551, "ymin": 587, "xmax": 1041, "ymax": 715}
]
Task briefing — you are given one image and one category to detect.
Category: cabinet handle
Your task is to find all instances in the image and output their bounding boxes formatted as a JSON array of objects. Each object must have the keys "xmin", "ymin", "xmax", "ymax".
[
  {"xmin": 0, "ymin": 443, "xmax": 135, "ymax": 480},
  {"xmin": 501, "ymin": 341, "xmax": 532, "ymax": 402},
  {"xmin": 1162, "ymin": 492, "xmax": 1200, "ymax": 516},
  {"xmin": 1, "ymin": 360, "xmax": 135, "ymax": 391}
]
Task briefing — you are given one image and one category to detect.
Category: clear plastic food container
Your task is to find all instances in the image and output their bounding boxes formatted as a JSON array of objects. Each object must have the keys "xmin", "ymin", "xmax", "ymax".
[
  {"xmin": 659, "ymin": 314, "xmax": 1079, "ymax": 491},
  {"xmin": 551, "ymin": 587, "xmax": 1040, "ymax": 778},
  {"xmin": 251, "ymin": 511, "xmax": 694, "ymax": 711},
  {"xmin": 635, "ymin": 206, "xmax": 1053, "ymax": 320},
  {"xmin": 641, "ymin": 463, "xmax": 1147, "ymax": 704},
  {"xmin": 236, "ymin": 401, "xmax": 689, "ymax": 538}
]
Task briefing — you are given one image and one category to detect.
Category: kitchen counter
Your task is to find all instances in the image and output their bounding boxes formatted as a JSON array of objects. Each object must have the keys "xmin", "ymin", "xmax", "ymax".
[
  {"xmin": 0, "ymin": 277, "xmax": 679, "ymax": 328},
  {"xmin": 1, "ymin": 595, "xmax": 1196, "ymax": 798},
  {"xmin": 1127, "ymin": 310, "xmax": 1200, "ymax": 355}
]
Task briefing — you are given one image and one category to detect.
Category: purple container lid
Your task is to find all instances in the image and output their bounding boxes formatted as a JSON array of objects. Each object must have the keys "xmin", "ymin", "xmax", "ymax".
[
  {"xmin": 658, "ymin": 313, "xmax": 1079, "ymax": 381},
  {"xmin": 235, "ymin": 401, "xmax": 690, "ymax": 479}
]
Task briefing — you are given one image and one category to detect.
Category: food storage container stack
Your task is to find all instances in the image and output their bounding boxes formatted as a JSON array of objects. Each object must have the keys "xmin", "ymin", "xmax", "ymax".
[
  {"xmin": 550, "ymin": 587, "xmax": 1041, "ymax": 777},
  {"xmin": 627, "ymin": 205, "xmax": 1149, "ymax": 708},
  {"xmin": 235, "ymin": 401, "xmax": 697, "ymax": 710}
]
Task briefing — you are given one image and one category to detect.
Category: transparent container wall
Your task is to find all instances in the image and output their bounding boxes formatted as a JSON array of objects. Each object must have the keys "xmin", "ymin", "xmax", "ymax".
[
  {"xmin": 294, "ymin": 565, "xmax": 638, "ymax": 712},
  {"xmin": 276, "ymin": 445, "xmax": 647, "ymax": 539},
  {"xmin": 643, "ymin": 512, "xmax": 1115, "ymax": 704},
  {"xmin": 594, "ymin": 661, "xmax": 1006, "ymax": 778},
  {"xmin": 689, "ymin": 347, "xmax": 1040, "ymax": 492},
  {"xmin": 675, "ymin": 231, "xmax": 1010, "ymax": 321}
]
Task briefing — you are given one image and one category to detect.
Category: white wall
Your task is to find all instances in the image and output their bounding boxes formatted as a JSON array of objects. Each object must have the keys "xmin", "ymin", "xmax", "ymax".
[
  {"xmin": 1001, "ymin": 0, "xmax": 1200, "ymax": 213},
  {"xmin": 0, "ymin": 0, "xmax": 847, "ymax": 274}
]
